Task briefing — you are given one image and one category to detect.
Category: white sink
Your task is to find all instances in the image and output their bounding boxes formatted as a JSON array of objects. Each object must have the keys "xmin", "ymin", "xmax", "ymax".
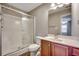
[{"xmin": 45, "ymin": 36, "xmax": 55, "ymax": 39}]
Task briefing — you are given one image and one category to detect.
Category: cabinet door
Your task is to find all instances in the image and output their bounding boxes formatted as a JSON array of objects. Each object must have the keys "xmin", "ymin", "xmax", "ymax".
[
  {"xmin": 50, "ymin": 42, "xmax": 54, "ymax": 56},
  {"xmin": 41, "ymin": 40, "xmax": 50, "ymax": 56},
  {"xmin": 53, "ymin": 44, "xmax": 69, "ymax": 56},
  {"xmin": 72, "ymin": 48, "xmax": 79, "ymax": 56}
]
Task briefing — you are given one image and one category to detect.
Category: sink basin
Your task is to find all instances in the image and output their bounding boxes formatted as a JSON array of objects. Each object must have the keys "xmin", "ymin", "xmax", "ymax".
[
  {"xmin": 58, "ymin": 37, "xmax": 63, "ymax": 40},
  {"xmin": 56, "ymin": 39, "xmax": 63, "ymax": 41},
  {"xmin": 55, "ymin": 38, "xmax": 64, "ymax": 42},
  {"xmin": 45, "ymin": 36, "xmax": 55, "ymax": 39}
]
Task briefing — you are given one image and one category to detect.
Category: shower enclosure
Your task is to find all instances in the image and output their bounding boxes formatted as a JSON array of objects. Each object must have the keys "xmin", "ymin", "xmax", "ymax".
[{"xmin": 0, "ymin": 4, "xmax": 35, "ymax": 56}]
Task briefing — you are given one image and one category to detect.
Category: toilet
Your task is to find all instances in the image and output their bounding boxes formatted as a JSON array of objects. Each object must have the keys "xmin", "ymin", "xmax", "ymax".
[
  {"xmin": 28, "ymin": 36, "xmax": 41, "ymax": 56},
  {"xmin": 28, "ymin": 44, "xmax": 40, "ymax": 56}
]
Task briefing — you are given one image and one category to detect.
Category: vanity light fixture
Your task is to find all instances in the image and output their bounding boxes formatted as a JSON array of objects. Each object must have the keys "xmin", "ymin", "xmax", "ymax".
[
  {"xmin": 58, "ymin": 4, "xmax": 64, "ymax": 7},
  {"xmin": 64, "ymin": 3, "xmax": 70, "ymax": 5},
  {"xmin": 57, "ymin": 3, "xmax": 61, "ymax": 5},
  {"xmin": 50, "ymin": 3, "xmax": 70, "ymax": 10}
]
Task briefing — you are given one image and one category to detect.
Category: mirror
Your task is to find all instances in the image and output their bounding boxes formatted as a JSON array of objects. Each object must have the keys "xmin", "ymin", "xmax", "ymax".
[{"xmin": 48, "ymin": 3, "xmax": 71, "ymax": 36}]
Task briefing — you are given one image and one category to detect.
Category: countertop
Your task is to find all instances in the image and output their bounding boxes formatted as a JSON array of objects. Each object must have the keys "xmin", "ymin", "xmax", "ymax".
[{"xmin": 39, "ymin": 35, "xmax": 79, "ymax": 48}]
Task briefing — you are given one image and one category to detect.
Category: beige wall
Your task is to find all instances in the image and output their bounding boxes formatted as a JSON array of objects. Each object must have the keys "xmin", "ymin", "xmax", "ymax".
[
  {"xmin": 29, "ymin": 4, "xmax": 50, "ymax": 36},
  {"xmin": 48, "ymin": 9, "xmax": 71, "ymax": 34},
  {"xmin": 0, "ymin": 4, "xmax": 2, "ymax": 56},
  {"xmin": 72, "ymin": 3, "xmax": 79, "ymax": 36}
]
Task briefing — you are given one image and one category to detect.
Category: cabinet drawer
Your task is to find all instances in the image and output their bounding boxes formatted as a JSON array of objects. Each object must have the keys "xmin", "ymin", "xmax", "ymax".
[{"xmin": 72, "ymin": 48, "xmax": 79, "ymax": 56}]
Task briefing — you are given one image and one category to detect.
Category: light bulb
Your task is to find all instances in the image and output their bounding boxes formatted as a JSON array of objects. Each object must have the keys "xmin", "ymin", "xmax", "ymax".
[
  {"xmin": 22, "ymin": 17, "xmax": 26, "ymax": 20},
  {"xmin": 51, "ymin": 3, "xmax": 55, "ymax": 7}
]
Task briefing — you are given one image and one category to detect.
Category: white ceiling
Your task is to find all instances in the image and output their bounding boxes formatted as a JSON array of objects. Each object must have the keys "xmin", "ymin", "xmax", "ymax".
[{"xmin": 8, "ymin": 3, "xmax": 42, "ymax": 12}]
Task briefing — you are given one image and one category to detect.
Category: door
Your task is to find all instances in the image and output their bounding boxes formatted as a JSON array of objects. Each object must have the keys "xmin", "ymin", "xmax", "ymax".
[
  {"xmin": 21, "ymin": 16, "xmax": 34, "ymax": 47},
  {"xmin": 41, "ymin": 40, "xmax": 50, "ymax": 56},
  {"xmin": 2, "ymin": 13, "xmax": 22, "ymax": 55},
  {"xmin": 61, "ymin": 14, "xmax": 72, "ymax": 36}
]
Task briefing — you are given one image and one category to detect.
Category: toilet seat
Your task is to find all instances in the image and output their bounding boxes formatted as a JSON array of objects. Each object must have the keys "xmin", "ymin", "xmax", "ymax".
[{"xmin": 28, "ymin": 44, "xmax": 40, "ymax": 52}]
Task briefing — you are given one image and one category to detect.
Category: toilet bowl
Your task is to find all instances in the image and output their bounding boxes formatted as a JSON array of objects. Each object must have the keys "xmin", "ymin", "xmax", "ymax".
[
  {"xmin": 28, "ymin": 44, "xmax": 40, "ymax": 56},
  {"xmin": 28, "ymin": 36, "xmax": 41, "ymax": 56}
]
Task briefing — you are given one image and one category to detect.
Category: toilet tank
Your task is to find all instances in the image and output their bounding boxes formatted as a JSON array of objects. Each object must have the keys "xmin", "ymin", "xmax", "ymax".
[{"xmin": 35, "ymin": 36, "xmax": 41, "ymax": 45}]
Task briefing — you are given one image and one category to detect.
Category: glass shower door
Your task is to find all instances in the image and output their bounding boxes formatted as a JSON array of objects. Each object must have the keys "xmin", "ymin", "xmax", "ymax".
[
  {"xmin": 2, "ymin": 13, "xmax": 22, "ymax": 55},
  {"xmin": 21, "ymin": 16, "xmax": 34, "ymax": 47},
  {"xmin": 2, "ymin": 13, "xmax": 34, "ymax": 55}
]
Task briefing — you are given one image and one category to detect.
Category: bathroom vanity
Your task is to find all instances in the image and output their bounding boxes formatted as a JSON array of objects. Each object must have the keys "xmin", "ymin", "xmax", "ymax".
[{"xmin": 40, "ymin": 36, "xmax": 79, "ymax": 56}]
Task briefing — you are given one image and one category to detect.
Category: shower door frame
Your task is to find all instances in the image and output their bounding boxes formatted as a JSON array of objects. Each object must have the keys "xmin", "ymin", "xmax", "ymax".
[
  {"xmin": 0, "ymin": 4, "xmax": 35, "ymax": 56},
  {"xmin": 0, "ymin": 4, "xmax": 2, "ymax": 56}
]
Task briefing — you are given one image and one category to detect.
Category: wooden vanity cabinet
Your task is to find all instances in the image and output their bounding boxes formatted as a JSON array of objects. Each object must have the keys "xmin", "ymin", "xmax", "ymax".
[
  {"xmin": 41, "ymin": 40, "xmax": 50, "ymax": 56},
  {"xmin": 41, "ymin": 40, "xmax": 69, "ymax": 56},
  {"xmin": 41, "ymin": 40, "xmax": 79, "ymax": 56}
]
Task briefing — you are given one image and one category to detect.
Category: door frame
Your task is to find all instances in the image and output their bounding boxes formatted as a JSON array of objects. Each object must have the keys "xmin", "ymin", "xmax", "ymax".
[{"xmin": 60, "ymin": 13, "xmax": 71, "ymax": 35}]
